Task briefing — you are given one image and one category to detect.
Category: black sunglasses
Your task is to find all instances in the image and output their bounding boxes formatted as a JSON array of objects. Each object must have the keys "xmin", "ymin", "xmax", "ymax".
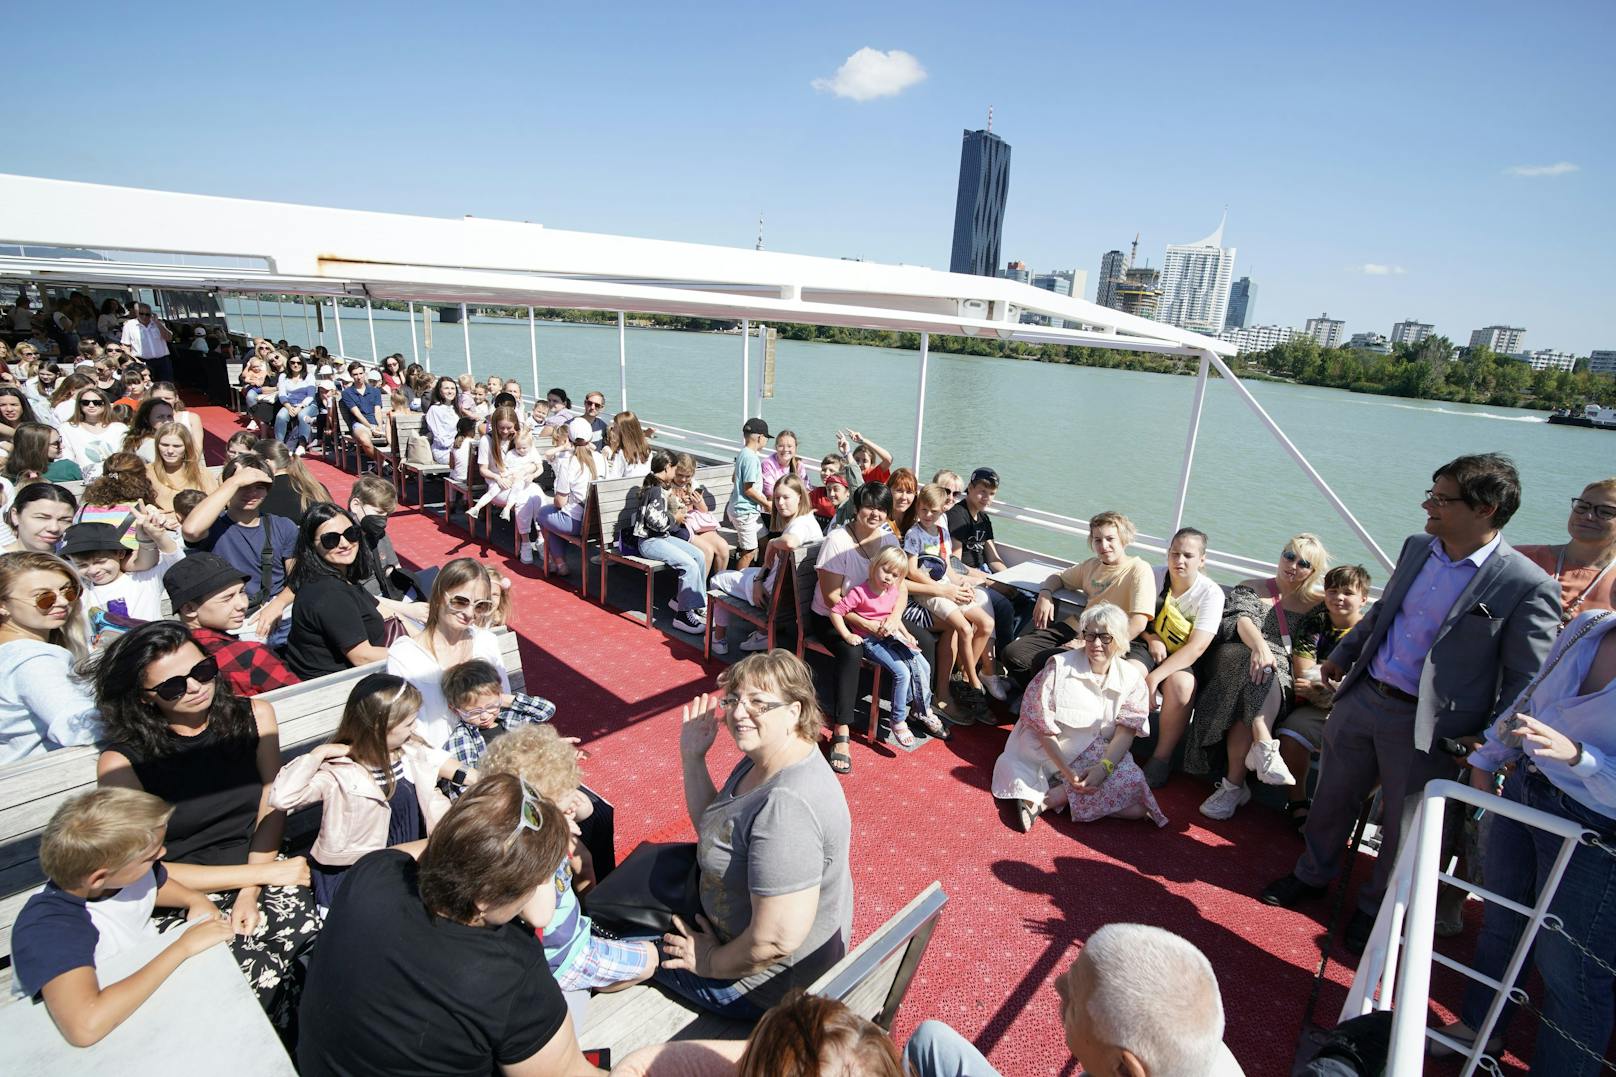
[
  {"xmin": 142, "ymin": 655, "xmax": 220, "ymax": 702},
  {"xmin": 318, "ymin": 524, "xmax": 362, "ymax": 550}
]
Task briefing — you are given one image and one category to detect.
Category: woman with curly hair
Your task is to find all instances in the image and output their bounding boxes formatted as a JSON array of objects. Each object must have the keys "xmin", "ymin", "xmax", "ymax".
[{"xmin": 92, "ymin": 620, "xmax": 318, "ymax": 1030}]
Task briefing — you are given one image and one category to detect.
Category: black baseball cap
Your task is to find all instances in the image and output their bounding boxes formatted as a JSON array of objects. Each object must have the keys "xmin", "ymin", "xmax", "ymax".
[
  {"xmin": 58, "ymin": 523, "xmax": 126, "ymax": 557},
  {"xmin": 743, "ymin": 417, "xmax": 770, "ymax": 438},
  {"xmin": 163, "ymin": 552, "xmax": 249, "ymax": 611}
]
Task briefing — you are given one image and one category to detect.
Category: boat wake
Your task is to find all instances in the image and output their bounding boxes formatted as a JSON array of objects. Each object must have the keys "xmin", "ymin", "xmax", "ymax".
[{"xmin": 1342, "ymin": 399, "xmax": 1546, "ymax": 423}]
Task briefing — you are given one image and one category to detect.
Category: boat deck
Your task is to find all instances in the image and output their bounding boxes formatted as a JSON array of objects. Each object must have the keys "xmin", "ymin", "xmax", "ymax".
[{"xmin": 191, "ymin": 405, "xmax": 1530, "ymax": 1076}]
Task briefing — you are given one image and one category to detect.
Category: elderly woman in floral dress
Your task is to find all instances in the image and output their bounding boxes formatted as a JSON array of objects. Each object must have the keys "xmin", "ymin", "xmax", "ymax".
[{"xmin": 991, "ymin": 602, "xmax": 1166, "ymax": 832}]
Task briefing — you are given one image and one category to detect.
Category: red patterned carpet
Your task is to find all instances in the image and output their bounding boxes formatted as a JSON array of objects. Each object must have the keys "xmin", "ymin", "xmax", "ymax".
[{"xmin": 193, "ymin": 404, "xmax": 1534, "ymax": 1077}]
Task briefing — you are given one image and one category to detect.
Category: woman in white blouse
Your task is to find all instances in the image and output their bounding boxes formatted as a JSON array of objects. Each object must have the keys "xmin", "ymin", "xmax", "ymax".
[
  {"xmin": 60, "ymin": 386, "xmax": 128, "ymax": 480},
  {"xmin": 385, "ymin": 557, "xmax": 508, "ymax": 750},
  {"xmin": 423, "ymin": 376, "xmax": 462, "ymax": 464}
]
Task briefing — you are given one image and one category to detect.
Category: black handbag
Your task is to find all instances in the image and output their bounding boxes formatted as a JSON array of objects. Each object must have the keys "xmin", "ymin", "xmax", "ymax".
[{"xmin": 581, "ymin": 841, "xmax": 702, "ymax": 935}]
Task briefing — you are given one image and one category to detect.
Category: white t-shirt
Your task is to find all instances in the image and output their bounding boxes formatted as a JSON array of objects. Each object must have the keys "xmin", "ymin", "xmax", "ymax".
[
  {"xmin": 448, "ymin": 439, "xmax": 473, "ymax": 483},
  {"xmin": 60, "ymin": 421, "xmax": 129, "ymax": 480},
  {"xmin": 811, "ymin": 526, "xmax": 899, "ymax": 617},
  {"xmin": 901, "ymin": 520, "xmax": 952, "ymax": 561},
  {"xmin": 605, "ymin": 452, "xmax": 651, "ymax": 481},
  {"xmin": 83, "ymin": 549, "xmax": 183, "ymax": 623},
  {"xmin": 1152, "ymin": 565, "xmax": 1226, "ymax": 633},
  {"xmin": 553, "ymin": 448, "xmax": 604, "ymax": 520},
  {"xmin": 386, "ymin": 629, "xmax": 509, "ymax": 750},
  {"xmin": 765, "ymin": 513, "xmax": 825, "ymax": 595}
]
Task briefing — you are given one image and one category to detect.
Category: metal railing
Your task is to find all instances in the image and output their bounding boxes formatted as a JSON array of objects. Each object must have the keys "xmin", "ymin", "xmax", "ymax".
[{"xmin": 1343, "ymin": 778, "xmax": 1604, "ymax": 1076}]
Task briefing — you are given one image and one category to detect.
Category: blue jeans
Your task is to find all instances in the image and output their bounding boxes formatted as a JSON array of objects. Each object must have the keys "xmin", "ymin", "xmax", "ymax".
[
  {"xmin": 649, "ymin": 964, "xmax": 764, "ymax": 1020},
  {"xmin": 985, "ymin": 585, "xmax": 1032, "ymax": 655},
  {"xmin": 538, "ymin": 504, "xmax": 582, "ymax": 538},
  {"xmin": 861, "ymin": 635, "xmax": 931, "ymax": 728},
  {"xmin": 639, "ymin": 534, "xmax": 707, "ymax": 612},
  {"xmin": 1460, "ymin": 767, "xmax": 1616, "ymax": 1076},
  {"xmin": 903, "ymin": 1021, "xmax": 1002, "ymax": 1077},
  {"xmin": 274, "ymin": 404, "xmax": 315, "ymax": 447}
]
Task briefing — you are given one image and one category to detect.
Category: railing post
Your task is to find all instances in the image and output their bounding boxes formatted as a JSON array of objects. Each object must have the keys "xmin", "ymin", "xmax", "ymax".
[
  {"xmin": 300, "ymin": 295, "xmax": 312, "ymax": 348},
  {"xmin": 461, "ymin": 303, "xmax": 472, "ymax": 376},
  {"xmin": 254, "ymin": 294, "xmax": 266, "ymax": 339},
  {"xmin": 617, "ymin": 311, "xmax": 628, "ymax": 410},
  {"xmin": 332, "ymin": 298, "xmax": 345, "ymax": 358},
  {"xmin": 408, "ymin": 301, "xmax": 420, "ymax": 366},
  {"xmin": 276, "ymin": 296, "xmax": 288, "ymax": 340},
  {"xmin": 755, "ymin": 323, "xmax": 767, "ymax": 417},
  {"xmin": 912, "ymin": 332, "xmax": 930, "ymax": 472},
  {"xmin": 365, "ymin": 297, "xmax": 379, "ymax": 362},
  {"xmin": 740, "ymin": 317, "xmax": 751, "ymax": 426},
  {"xmin": 530, "ymin": 306, "xmax": 540, "ymax": 405},
  {"xmin": 1171, "ymin": 351, "xmax": 1211, "ymax": 534}
]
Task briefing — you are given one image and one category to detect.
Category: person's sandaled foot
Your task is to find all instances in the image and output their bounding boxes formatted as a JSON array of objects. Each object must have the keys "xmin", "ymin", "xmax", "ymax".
[
  {"xmin": 1284, "ymin": 798, "xmax": 1312, "ymax": 833},
  {"xmin": 889, "ymin": 721, "xmax": 916, "ymax": 749},
  {"xmin": 829, "ymin": 733, "xmax": 852, "ymax": 774}
]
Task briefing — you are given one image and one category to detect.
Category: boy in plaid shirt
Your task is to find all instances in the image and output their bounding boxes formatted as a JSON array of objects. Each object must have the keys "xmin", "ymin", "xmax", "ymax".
[
  {"xmin": 440, "ymin": 659, "xmax": 557, "ymax": 769},
  {"xmin": 164, "ymin": 552, "xmax": 298, "ymax": 697}
]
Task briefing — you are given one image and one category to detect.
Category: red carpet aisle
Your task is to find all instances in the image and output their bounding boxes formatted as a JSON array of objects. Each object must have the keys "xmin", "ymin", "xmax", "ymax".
[{"xmin": 193, "ymin": 405, "xmax": 1531, "ymax": 1077}]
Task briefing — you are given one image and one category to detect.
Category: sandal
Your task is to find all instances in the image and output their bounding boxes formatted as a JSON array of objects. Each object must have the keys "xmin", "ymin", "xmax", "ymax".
[
  {"xmin": 1284, "ymin": 798, "xmax": 1312, "ymax": 832},
  {"xmin": 889, "ymin": 721, "xmax": 916, "ymax": 749},
  {"xmin": 829, "ymin": 733, "xmax": 852, "ymax": 775},
  {"xmin": 909, "ymin": 710, "xmax": 951, "ymax": 740}
]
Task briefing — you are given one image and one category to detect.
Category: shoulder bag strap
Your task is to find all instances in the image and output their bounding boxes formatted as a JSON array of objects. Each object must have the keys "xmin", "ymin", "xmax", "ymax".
[
  {"xmin": 1267, "ymin": 577, "xmax": 1294, "ymax": 655},
  {"xmin": 255, "ymin": 514, "xmax": 278, "ymax": 608},
  {"xmin": 1511, "ymin": 609, "xmax": 1613, "ymax": 718}
]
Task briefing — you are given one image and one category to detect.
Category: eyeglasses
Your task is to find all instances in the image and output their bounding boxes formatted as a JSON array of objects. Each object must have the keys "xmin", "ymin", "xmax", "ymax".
[
  {"xmin": 970, "ymin": 468, "xmax": 999, "ymax": 488},
  {"xmin": 1281, "ymin": 549, "xmax": 1313, "ymax": 571},
  {"xmin": 1570, "ymin": 497, "xmax": 1616, "ymax": 522},
  {"xmin": 141, "ymin": 655, "xmax": 220, "ymax": 702},
  {"xmin": 453, "ymin": 699, "xmax": 502, "ymax": 721},
  {"xmin": 584, "ymin": 400, "xmax": 604, "ymax": 409},
  {"xmin": 1423, "ymin": 488, "xmax": 1467, "ymax": 508},
  {"xmin": 1080, "ymin": 630, "xmax": 1114, "ymax": 645},
  {"xmin": 447, "ymin": 594, "xmax": 496, "ymax": 616},
  {"xmin": 80, "ymin": 398, "xmax": 106, "ymax": 407},
  {"xmin": 719, "ymin": 695, "xmax": 792, "ymax": 717},
  {"xmin": 942, "ymin": 486, "xmax": 964, "ymax": 499},
  {"xmin": 13, "ymin": 582, "xmax": 81, "ymax": 612},
  {"xmin": 508, "ymin": 777, "xmax": 545, "ymax": 845},
  {"xmin": 317, "ymin": 524, "xmax": 362, "ymax": 550},
  {"xmin": 136, "ymin": 312, "xmax": 152, "ymax": 319}
]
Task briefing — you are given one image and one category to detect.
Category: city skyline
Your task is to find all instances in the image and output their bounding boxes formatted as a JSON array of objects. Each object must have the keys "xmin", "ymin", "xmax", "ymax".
[{"xmin": 5, "ymin": 2, "xmax": 1611, "ymax": 352}]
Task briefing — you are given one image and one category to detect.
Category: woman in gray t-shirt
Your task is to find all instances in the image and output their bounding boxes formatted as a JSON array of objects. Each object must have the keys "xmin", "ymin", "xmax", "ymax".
[{"xmin": 661, "ymin": 651, "xmax": 853, "ymax": 1017}]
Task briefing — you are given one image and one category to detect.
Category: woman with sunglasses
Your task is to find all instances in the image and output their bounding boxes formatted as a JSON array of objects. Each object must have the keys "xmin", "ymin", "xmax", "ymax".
[
  {"xmin": 1515, "ymin": 477, "xmax": 1616, "ymax": 623},
  {"xmin": 283, "ymin": 503, "xmax": 390, "ymax": 679},
  {"xmin": 59, "ymin": 385, "xmax": 128, "ymax": 481},
  {"xmin": 1190, "ymin": 533, "xmax": 1330, "ymax": 821},
  {"xmin": 93, "ymin": 621, "xmax": 317, "ymax": 1031},
  {"xmin": 387, "ymin": 557, "xmax": 511, "ymax": 749},
  {"xmin": 3, "ymin": 481, "xmax": 78, "ymax": 554},
  {"xmin": 272, "ymin": 352, "xmax": 317, "ymax": 449},
  {"xmin": 0, "ymin": 551, "xmax": 99, "ymax": 764}
]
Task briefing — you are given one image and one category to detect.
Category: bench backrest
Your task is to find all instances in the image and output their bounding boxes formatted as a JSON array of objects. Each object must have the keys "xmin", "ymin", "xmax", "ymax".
[
  {"xmin": 809, "ymin": 881, "xmax": 947, "ymax": 1030},
  {"xmin": 791, "ymin": 540, "xmax": 827, "ymax": 646},
  {"xmin": 225, "ymin": 362, "xmax": 243, "ymax": 387},
  {"xmin": 0, "ymin": 628, "xmax": 525, "ymax": 970}
]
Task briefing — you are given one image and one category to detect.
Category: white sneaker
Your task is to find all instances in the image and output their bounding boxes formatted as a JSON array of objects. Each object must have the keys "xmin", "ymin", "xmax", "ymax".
[
  {"xmin": 1199, "ymin": 778, "xmax": 1252, "ymax": 820},
  {"xmin": 1247, "ymin": 738, "xmax": 1297, "ymax": 786},
  {"xmin": 519, "ymin": 541, "xmax": 534, "ymax": 565},
  {"xmin": 983, "ymin": 675, "xmax": 1012, "ymax": 702},
  {"xmin": 740, "ymin": 630, "xmax": 769, "ymax": 652},
  {"xmin": 710, "ymin": 637, "xmax": 729, "ymax": 655},
  {"xmin": 293, "ymin": 444, "xmax": 306, "ymax": 457}
]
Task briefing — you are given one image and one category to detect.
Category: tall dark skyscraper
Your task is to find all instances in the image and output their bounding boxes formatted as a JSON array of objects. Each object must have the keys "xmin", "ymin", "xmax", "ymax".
[
  {"xmin": 949, "ymin": 128, "xmax": 1011, "ymax": 276},
  {"xmin": 1225, "ymin": 276, "xmax": 1257, "ymax": 329}
]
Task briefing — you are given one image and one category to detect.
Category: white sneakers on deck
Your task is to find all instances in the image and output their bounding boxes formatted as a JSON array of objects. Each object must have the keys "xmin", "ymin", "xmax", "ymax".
[
  {"xmin": 739, "ymin": 630, "xmax": 769, "ymax": 652},
  {"xmin": 1247, "ymin": 739, "xmax": 1297, "ymax": 786},
  {"xmin": 1199, "ymin": 779, "xmax": 1252, "ymax": 820},
  {"xmin": 519, "ymin": 541, "xmax": 534, "ymax": 565},
  {"xmin": 982, "ymin": 675, "xmax": 1012, "ymax": 702}
]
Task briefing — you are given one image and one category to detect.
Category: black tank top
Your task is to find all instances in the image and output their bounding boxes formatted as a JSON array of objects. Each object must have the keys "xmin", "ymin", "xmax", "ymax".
[{"xmin": 109, "ymin": 703, "xmax": 262, "ymax": 866}]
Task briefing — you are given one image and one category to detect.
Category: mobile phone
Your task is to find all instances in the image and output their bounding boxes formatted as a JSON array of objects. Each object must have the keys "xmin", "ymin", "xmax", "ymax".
[{"xmin": 583, "ymin": 1048, "xmax": 611, "ymax": 1067}]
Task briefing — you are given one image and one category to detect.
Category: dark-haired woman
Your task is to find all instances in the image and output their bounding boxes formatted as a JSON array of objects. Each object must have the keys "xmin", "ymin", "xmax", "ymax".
[
  {"xmin": 297, "ymin": 776, "xmax": 595, "ymax": 1076},
  {"xmin": 93, "ymin": 621, "xmax": 318, "ymax": 1030},
  {"xmin": 423, "ymin": 375, "xmax": 461, "ymax": 464},
  {"xmin": 284, "ymin": 504, "xmax": 389, "ymax": 679},
  {"xmin": 387, "ymin": 557, "xmax": 509, "ymax": 749},
  {"xmin": 3, "ymin": 481, "xmax": 77, "ymax": 554},
  {"xmin": 0, "ymin": 384, "xmax": 41, "ymax": 458}
]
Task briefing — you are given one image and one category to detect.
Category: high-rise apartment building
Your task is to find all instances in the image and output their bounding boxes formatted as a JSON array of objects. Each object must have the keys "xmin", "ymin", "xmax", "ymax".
[
  {"xmin": 1158, "ymin": 214, "xmax": 1236, "ymax": 334},
  {"xmin": 1390, "ymin": 319, "xmax": 1434, "ymax": 347},
  {"xmin": 1225, "ymin": 277, "xmax": 1257, "ymax": 329},
  {"xmin": 1511, "ymin": 349, "xmax": 1577, "ymax": 373},
  {"xmin": 1096, "ymin": 249, "xmax": 1126, "ymax": 308},
  {"xmin": 1589, "ymin": 350, "xmax": 1616, "ymax": 377},
  {"xmin": 1030, "ymin": 270, "xmax": 1074, "ymax": 297},
  {"xmin": 1113, "ymin": 267, "xmax": 1162, "ymax": 320},
  {"xmin": 1347, "ymin": 332, "xmax": 1391, "ymax": 354},
  {"xmin": 1000, "ymin": 260, "xmax": 1031, "ymax": 284},
  {"xmin": 949, "ymin": 128, "xmax": 1011, "ymax": 276},
  {"xmin": 1303, "ymin": 313, "xmax": 1347, "ymax": 349},
  {"xmin": 1469, "ymin": 325, "xmax": 1526, "ymax": 353},
  {"xmin": 1217, "ymin": 324, "xmax": 1298, "ymax": 354}
]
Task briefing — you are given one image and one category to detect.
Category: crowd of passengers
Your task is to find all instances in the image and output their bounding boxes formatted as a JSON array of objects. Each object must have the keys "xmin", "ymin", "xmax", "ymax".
[{"xmin": 0, "ymin": 301, "xmax": 1614, "ymax": 1075}]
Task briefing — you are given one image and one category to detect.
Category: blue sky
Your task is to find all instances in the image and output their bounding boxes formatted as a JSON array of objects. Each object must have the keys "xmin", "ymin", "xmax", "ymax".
[{"xmin": 14, "ymin": 1, "xmax": 1613, "ymax": 352}]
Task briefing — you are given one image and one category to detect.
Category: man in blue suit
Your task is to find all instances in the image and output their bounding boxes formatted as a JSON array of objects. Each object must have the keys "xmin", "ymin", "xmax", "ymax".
[{"xmin": 1261, "ymin": 453, "xmax": 1560, "ymax": 950}]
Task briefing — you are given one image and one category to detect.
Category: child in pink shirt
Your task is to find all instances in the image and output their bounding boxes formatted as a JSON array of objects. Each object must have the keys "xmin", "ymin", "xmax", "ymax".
[{"xmin": 829, "ymin": 546, "xmax": 937, "ymax": 748}]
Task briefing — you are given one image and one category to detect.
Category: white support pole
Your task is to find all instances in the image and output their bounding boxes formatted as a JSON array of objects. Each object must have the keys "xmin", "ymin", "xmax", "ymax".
[
  {"xmin": 365, "ymin": 298, "xmax": 379, "ymax": 362},
  {"xmin": 529, "ymin": 306, "xmax": 540, "ymax": 404},
  {"xmin": 301, "ymin": 296, "xmax": 312, "ymax": 347},
  {"xmin": 1170, "ymin": 351, "xmax": 1212, "ymax": 534},
  {"xmin": 461, "ymin": 303, "xmax": 472, "ymax": 375},
  {"xmin": 1203, "ymin": 349, "xmax": 1394, "ymax": 570},
  {"xmin": 912, "ymin": 332, "xmax": 930, "ymax": 471},
  {"xmin": 332, "ymin": 299, "xmax": 346, "ymax": 358},
  {"xmin": 408, "ymin": 301, "xmax": 420, "ymax": 366},
  {"xmin": 617, "ymin": 311, "xmax": 628, "ymax": 410},
  {"xmin": 253, "ymin": 295, "xmax": 266, "ymax": 339},
  {"xmin": 755, "ymin": 323, "xmax": 767, "ymax": 417},
  {"xmin": 276, "ymin": 296, "xmax": 287, "ymax": 340},
  {"xmin": 740, "ymin": 318, "xmax": 751, "ymax": 427}
]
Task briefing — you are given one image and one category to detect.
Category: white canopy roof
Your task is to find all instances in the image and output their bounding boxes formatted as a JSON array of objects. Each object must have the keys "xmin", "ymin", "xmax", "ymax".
[{"xmin": 0, "ymin": 174, "xmax": 1233, "ymax": 358}]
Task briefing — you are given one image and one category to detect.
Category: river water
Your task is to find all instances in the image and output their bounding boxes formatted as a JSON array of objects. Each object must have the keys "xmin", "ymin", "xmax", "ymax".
[{"xmin": 225, "ymin": 301, "xmax": 1611, "ymax": 581}]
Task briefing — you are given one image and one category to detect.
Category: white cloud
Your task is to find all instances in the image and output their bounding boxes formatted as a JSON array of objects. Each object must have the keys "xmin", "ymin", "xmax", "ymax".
[
  {"xmin": 811, "ymin": 48, "xmax": 927, "ymax": 102},
  {"xmin": 1503, "ymin": 161, "xmax": 1580, "ymax": 177},
  {"xmin": 1356, "ymin": 263, "xmax": 1408, "ymax": 276}
]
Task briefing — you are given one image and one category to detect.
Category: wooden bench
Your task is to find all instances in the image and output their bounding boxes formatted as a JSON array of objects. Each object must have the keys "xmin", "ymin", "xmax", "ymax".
[
  {"xmin": 225, "ymin": 362, "xmax": 245, "ymax": 414},
  {"xmin": 593, "ymin": 465, "xmax": 734, "ymax": 628},
  {"xmin": 579, "ymin": 881, "xmax": 947, "ymax": 1059},
  {"xmin": 441, "ymin": 437, "xmax": 494, "ymax": 541},
  {"xmin": 0, "ymin": 628, "xmax": 526, "ymax": 998},
  {"xmin": 792, "ymin": 541, "xmax": 884, "ymax": 741},
  {"xmin": 390, "ymin": 411, "xmax": 449, "ymax": 508},
  {"xmin": 702, "ymin": 513, "xmax": 805, "ymax": 659}
]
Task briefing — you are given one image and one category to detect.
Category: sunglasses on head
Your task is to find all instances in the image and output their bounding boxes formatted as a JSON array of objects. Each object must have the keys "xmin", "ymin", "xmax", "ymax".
[
  {"xmin": 1282, "ymin": 549, "xmax": 1313, "ymax": 571},
  {"xmin": 141, "ymin": 655, "xmax": 220, "ymax": 702},
  {"xmin": 447, "ymin": 594, "xmax": 496, "ymax": 616},
  {"xmin": 13, "ymin": 582, "xmax": 81, "ymax": 612},
  {"xmin": 318, "ymin": 524, "xmax": 362, "ymax": 550},
  {"xmin": 507, "ymin": 777, "xmax": 546, "ymax": 846}
]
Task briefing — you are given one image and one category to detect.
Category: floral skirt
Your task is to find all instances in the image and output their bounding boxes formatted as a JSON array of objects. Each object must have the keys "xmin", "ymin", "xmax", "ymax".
[
  {"xmin": 153, "ymin": 882, "xmax": 319, "ymax": 1034},
  {"xmin": 1061, "ymin": 740, "xmax": 1169, "ymax": 828}
]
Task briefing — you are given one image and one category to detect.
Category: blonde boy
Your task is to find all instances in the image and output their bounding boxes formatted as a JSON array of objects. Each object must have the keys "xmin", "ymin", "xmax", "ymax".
[{"xmin": 13, "ymin": 788, "xmax": 231, "ymax": 1046}]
